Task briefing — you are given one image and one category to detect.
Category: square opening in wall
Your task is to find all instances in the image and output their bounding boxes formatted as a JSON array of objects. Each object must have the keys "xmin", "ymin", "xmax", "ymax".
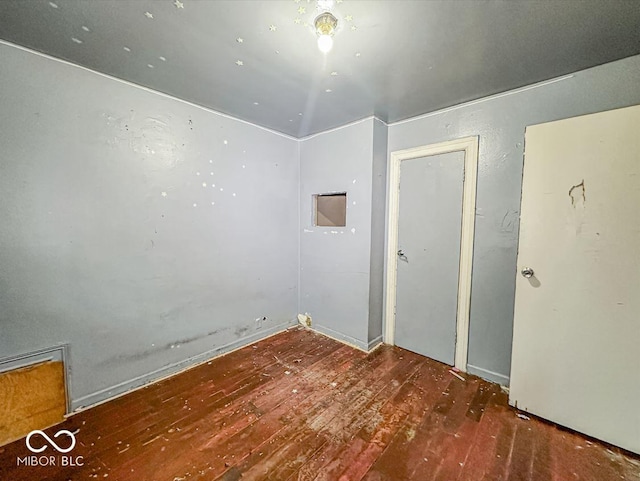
[{"xmin": 314, "ymin": 193, "xmax": 347, "ymax": 227}]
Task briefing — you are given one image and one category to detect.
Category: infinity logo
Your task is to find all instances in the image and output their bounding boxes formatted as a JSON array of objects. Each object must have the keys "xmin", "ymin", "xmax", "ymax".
[{"xmin": 26, "ymin": 430, "xmax": 76, "ymax": 453}]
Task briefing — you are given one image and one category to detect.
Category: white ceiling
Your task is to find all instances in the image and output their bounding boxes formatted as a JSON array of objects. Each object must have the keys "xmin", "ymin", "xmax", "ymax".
[{"xmin": 1, "ymin": 0, "xmax": 639, "ymax": 138}]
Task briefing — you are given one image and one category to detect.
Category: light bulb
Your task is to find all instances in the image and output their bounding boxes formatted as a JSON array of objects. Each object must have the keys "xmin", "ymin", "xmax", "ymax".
[{"xmin": 317, "ymin": 34, "xmax": 333, "ymax": 53}]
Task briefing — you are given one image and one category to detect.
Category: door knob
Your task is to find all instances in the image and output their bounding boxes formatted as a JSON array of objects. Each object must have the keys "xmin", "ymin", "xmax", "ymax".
[
  {"xmin": 521, "ymin": 267, "xmax": 534, "ymax": 278},
  {"xmin": 397, "ymin": 249, "xmax": 405, "ymax": 257}
]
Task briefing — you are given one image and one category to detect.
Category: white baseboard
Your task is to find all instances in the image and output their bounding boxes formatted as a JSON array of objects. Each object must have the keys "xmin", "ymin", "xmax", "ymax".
[
  {"xmin": 367, "ymin": 335, "xmax": 383, "ymax": 351},
  {"xmin": 308, "ymin": 324, "xmax": 369, "ymax": 352},
  {"xmin": 467, "ymin": 363, "xmax": 510, "ymax": 386}
]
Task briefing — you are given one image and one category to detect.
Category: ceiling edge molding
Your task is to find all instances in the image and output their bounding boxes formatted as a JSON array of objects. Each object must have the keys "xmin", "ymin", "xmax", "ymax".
[
  {"xmin": 388, "ymin": 74, "xmax": 575, "ymax": 127},
  {"xmin": 298, "ymin": 115, "xmax": 386, "ymax": 142},
  {"xmin": 0, "ymin": 39, "xmax": 299, "ymax": 142}
]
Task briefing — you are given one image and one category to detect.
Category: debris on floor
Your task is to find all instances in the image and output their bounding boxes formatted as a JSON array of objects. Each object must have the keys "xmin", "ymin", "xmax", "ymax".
[
  {"xmin": 297, "ymin": 313, "xmax": 312, "ymax": 327},
  {"xmin": 4, "ymin": 328, "xmax": 638, "ymax": 481},
  {"xmin": 449, "ymin": 369, "xmax": 466, "ymax": 381}
]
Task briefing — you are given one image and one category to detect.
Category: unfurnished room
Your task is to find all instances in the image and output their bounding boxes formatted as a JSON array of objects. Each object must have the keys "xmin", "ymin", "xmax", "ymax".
[{"xmin": 0, "ymin": 1, "xmax": 639, "ymax": 480}]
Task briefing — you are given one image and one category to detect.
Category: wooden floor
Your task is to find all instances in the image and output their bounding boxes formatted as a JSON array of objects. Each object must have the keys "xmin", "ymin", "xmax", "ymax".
[{"xmin": 1, "ymin": 328, "xmax": 638, "ymax": 480}]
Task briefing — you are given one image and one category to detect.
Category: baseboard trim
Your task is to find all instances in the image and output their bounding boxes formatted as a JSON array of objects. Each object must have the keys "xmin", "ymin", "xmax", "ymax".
[
  {"xmin": 367, "ymin": 335, "xmax": 383, "ymax": 351},
  {"xmin": 467, "ymin": 364, "xmax": 510, "ymax": 386},
  {"xmin": 71, "ymin": 320, "xmax": 296, "ymax": 412},
  {"xmin": 308, "ymin": 325, "xmax": 369, "ymax": 352}
]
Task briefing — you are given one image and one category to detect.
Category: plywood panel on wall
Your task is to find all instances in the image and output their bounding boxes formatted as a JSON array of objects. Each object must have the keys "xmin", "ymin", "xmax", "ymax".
[{"xmin": 0, "ymin": 361, "xmax": 66, "ymax": 446}]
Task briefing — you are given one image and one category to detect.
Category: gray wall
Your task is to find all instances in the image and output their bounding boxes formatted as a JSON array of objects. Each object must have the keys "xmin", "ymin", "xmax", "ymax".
[
  {"xmin": 368, "ymin": 120, "xmax": 388, "ymax": 344},
  {"xmin": 0, "ymin": 44, "xmax": 299, "ymax": 409},
  {"xmin": 299, "ymin": 119, "xmax": 381, "ymax": 350},
  {"xmin": 2, "ymin": 41, "xmax": 638, "ymax": 409},
  {"xmin": 388, "ymin": 54, "xmax": 640, "ymax": 384}
]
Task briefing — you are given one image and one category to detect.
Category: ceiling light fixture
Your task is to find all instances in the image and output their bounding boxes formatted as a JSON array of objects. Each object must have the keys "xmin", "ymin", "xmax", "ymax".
[{"xmin": 315, "ymin": 12, "xmax": 338, "ymax": 53}]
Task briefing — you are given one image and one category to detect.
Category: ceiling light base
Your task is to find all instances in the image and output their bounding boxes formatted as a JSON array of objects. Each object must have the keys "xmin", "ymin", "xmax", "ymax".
[{"xmin": 315, "ymin": 12, "xmax": 338, "ymax": 53}]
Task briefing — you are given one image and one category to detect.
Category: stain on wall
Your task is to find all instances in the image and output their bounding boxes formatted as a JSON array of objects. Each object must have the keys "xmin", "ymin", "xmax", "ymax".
[
  {"xmin": 0, "ymin": 44, "xmax": 299, "ymax": 409},
  {"xmin": 569, "ymin": 180, "xmax": 586, "ymax": 207}
]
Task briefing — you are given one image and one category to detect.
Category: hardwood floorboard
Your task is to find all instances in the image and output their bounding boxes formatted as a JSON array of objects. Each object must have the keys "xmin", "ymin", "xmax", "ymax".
[
  {"xmin": 208, "ymin": 346, "xmax": 414, "ymax": 481},
  {"xmin": 456, "ymin": 392, "xmax": 515, "ymax": 481},
  {"xmin": 105, "ymin": 333, "xmax": 346, "ymax": 480},
  {"xmin": 1, "ymin": 327, "xmax": 638, "ymax": 481},
  {"xmin": 504, "ymin": 418, "xmax": 537, "ymax": 481},
  {"xmin": 311, "ymin": 374, "xmax": 420, "ymax": 481},
  {"xmin": 83, "ymin": 331, "xmax": 338, "ymax": 466},
  {"xmin": 529, "ymin": 419, "xmax": 552, "ymax": 481},
  {"xmin": 285, "ymin": 353, "xmax": 425, "ymax": 481},
  {"xmin": 67, "ymin": 331, "xmax": 304, "ymax": 451},
  {"xmin": 359, "ymin": 362, "xmax": 452, "ymax": 481},
  {"xmin": 283, "ymin": 351, "xmax": 426, "ymax": 481}
]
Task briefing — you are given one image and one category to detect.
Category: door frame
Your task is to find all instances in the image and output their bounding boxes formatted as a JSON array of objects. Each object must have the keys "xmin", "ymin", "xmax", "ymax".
[{"xmin": 384, "ymin": 136, "xmax": 479, "ymax": 371}]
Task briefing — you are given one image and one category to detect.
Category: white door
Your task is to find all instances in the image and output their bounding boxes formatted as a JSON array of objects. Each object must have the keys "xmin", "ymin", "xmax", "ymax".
[
  {"xmin": 510, "ymin": 105, "xmax": 640, "ymax": 454},
  {"xmin": 394, "ymin": 151, "xmax": 465, "ymax": 365}
]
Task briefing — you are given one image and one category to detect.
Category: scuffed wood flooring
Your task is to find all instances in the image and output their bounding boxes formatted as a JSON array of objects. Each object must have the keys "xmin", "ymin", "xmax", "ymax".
[{"xmin": 1, "ymin": 327, "xmax": 638, "ymax": 480}]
